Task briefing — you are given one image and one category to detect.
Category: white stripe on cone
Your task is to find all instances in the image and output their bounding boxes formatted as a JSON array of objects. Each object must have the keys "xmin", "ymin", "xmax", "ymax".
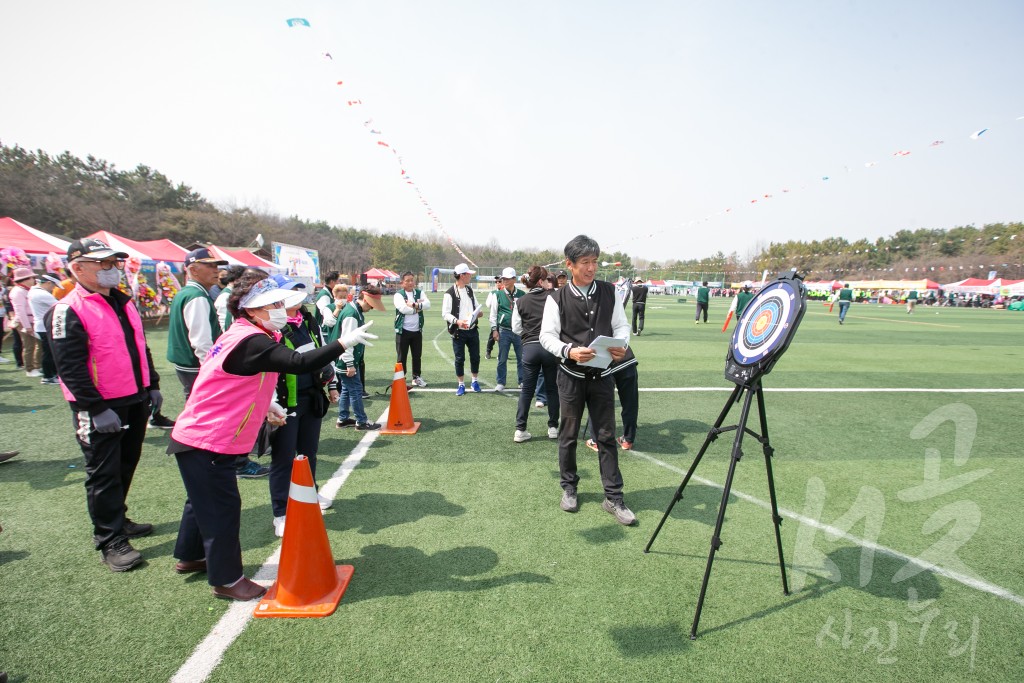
[
  {"xmin": 393, "ymin": 370, "xmax": 405, "ymax": 381},
  {"xmin": 288, "ymin": 482, "xmax": 318, "ymax": 504}
]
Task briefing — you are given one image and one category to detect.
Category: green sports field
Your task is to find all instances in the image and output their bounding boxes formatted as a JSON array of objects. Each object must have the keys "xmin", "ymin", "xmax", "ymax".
[{"xmin": 1, "ymin": 298, "xmax": 1021, "ymax": 682}]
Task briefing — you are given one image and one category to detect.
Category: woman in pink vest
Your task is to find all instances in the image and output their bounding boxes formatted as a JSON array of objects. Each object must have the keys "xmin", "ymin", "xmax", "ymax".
[{"xmin": 168, "ymin": 272, "xmax": 377, "ymax": 601}]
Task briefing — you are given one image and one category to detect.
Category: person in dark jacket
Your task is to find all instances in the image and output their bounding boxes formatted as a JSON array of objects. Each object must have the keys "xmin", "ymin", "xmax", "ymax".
[
  {"xmin": 46, "ymin": 238, "xmax": 164, "ymax": 572},
  {"xmin": 539, "ymin": 235, "xmax": 636, "ymax": 526},
  {"xmin": 269, "ymin": 276, "xmax": 339, "ymax": 538},
  {"xmin": 511, "ymin": 266, "xmax": 560, "ymax": 443},
  {"xmin": 630, "ymin": 278, "xmax": 648, "ymax": 335}
]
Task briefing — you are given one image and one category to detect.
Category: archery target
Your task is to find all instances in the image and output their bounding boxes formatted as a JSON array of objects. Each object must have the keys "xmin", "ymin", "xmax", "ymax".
[{"xmin": 731, "ymin": 281, "xmax": 800, "ymax": 365}]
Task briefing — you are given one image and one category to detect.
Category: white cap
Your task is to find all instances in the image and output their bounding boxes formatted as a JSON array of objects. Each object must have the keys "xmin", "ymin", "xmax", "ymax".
[
  {"xmin": 239, "ymin": 278, "xmax": 295, "ymax": 310},
  {"xmin": 454, "ymin": 263, "xmax": 475, "ymax": 275},
  {"xmin": 501, "ymin": 267, "xmax": 517, "ymax": 279}
]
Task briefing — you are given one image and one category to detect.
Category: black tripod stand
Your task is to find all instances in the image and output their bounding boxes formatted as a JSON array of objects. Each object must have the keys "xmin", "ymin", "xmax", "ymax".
[{"xmin": 644, "ymin": 380, "xmax": 790, "ymax": 639}]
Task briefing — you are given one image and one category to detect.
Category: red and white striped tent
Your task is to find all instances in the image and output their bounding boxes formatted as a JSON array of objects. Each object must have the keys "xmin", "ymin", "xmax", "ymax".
[{"xmin": 0, "ymin": 216, "xmax": 70, "ymax": 255}]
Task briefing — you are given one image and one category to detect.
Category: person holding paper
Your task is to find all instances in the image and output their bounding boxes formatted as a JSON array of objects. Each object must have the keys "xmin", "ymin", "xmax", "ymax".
[
  {"xmin": 539, "ymin": 235, "xmax": 636, "ymax": 526},
  {"xmin": 441, "ymin": 263, "xmax": 483, "ymax": 395}
]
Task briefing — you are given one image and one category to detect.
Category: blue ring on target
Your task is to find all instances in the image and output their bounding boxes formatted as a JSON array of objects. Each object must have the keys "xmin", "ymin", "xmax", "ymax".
[{"xmin": 730, "ymin": 280, "xmax": 801, "ymax": 365}]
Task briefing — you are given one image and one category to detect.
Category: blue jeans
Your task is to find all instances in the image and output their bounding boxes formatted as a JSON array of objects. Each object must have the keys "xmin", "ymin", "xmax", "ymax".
[
  {"xmin": 838, "ymin": 300, "xmax": 850, "ymax": 322},
  {"xmin": 496, "ymin": 328, "xmax": 523, "ymax": 386},
  {"xmin": 536, "ymin": 372, "xmax": 547, "ymax": 404},
  {"xmin": 338, "ymin": 370, "xmax": 367, "ymax": 423}
]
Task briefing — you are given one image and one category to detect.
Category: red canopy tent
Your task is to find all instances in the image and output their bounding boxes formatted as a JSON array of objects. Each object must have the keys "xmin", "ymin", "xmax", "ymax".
[
  {"xmin": 207, "ymin": 245, "xmax": 278, "ymax": 270},
  {"xmin": 363, "ymin": 267, "xmax": 397, "ymax": 281},
  {"xmin": 87, "ymin": 230, "xmax": 189, "ymax": 263},
  {"xmin": 1, "ymin": 217, "xmax": 70, "ymax": 255}
]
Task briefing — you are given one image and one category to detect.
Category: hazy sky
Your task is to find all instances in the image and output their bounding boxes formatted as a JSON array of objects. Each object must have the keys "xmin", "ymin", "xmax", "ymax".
[{"xmin": 2, "ymin": 1, "xmax": 1021, "ymax": 262}]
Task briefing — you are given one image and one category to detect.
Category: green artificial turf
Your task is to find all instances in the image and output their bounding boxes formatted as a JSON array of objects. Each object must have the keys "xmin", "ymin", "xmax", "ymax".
[{"xmin": 0, "ymin": 297, "xmax": 1021, "ymax": 681}]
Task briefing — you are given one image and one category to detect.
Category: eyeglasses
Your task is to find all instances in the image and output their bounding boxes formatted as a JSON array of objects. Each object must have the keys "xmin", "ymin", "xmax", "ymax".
[{"xmin": 82, "ymin": 258, "xmax": 126, "ymax": 271}]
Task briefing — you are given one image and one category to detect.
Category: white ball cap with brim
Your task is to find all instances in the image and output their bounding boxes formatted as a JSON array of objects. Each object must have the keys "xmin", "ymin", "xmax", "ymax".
[
  {"xmin": 453, "ymin": 263, "xmax": 475, "ymax": 275},
  {"xmin": 283, "ymin": 290, "xmax": 309, "ymax": 308},
  {"xmin": 501, "ymin": 267, "xmax": 517, "ymax": 279},
  {"xmin": 239, "ymin": 278, "xmax": 295, "ymax": 310}
]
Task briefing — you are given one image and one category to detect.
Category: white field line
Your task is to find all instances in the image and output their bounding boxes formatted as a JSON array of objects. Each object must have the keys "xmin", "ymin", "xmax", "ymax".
[
  {"xmin": 630, "ymin": 448, "xmax": 1024, "ymax": 609},
  {"xmin": 169, "ymin": 408, "xmax": 390, "ymax": 683},
  {"xmin": 406, "ymin": 386, "xmax": 1024, "ymax": 394}
]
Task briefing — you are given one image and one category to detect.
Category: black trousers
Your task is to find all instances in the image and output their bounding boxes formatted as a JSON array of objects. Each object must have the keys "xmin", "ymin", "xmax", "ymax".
[
  {"xmin": 632, "ymin": 303, "xmax": 645, "ymax": 334},
  {"xmin": 588, "ymin": 365, "xmax": 639, "ymax": 444},
  {"xmin": 451, "ymin": 327, "xmax": 480, "ymax": 378},
  {"xmin": 515, "ymin": 343, "xmax": 560, "ymax": 431},
  {"xmin": 11, "ymin": 324, "xmax": 23, "ymax": 366},
  {"xmin": 269, "ymin": 390, "xmax": 323, "ymax": 517},
  {"xmin": 174, "ymin": 447, "xmax": 244, "ymax": 586},
  {"xmin": 37, "ymin": 330, "xmax": 57, "ymax": 379},
  {"xmin": 695, "ymin": 302, "xmax": 708, "ymax": 322},
  {"xmin": 396, "ymin": 328, "xmax": 423, "ymax": 377},
  {"xmin": 556, "ymin": 370, "xmax": 624, "ymax": 501},
  {"xmin": 72, "ymin": 400, "xmax": 149, "ymax": 550}
]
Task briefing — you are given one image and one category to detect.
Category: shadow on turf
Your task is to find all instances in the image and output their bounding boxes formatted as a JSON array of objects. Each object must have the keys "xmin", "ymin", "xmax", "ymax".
[
  {"xmin": 337, "ymin": 543, "xmax": 552, "ymax": 604},
  {"xmin": 0, "ymin": 456, "xmax": 85, "ymax": 490},
  {"xmin": 609, "ymin": 622, "xmax": 692, "ymax": 656},
  {"xmin": 668, "ymin": 545, "xmax": 944, "ymax": 639},
  {"xmin": 0, "ymin": 549, "xmax": 30, "ymax": 566},
  {"xmin": 632, "ymin": 418, "xmax": 714, "ymax": 455},
  {"xmin": 323, "ymin": 491, "xmax": 466, "ymax": 534}
]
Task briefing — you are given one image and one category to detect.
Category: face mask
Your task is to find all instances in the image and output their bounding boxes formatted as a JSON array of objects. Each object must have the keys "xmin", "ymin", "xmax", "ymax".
[
  {"xmin": 257, "ymin": 307, "xmax": 288, "ymax": 331},
  {"xmin": 287, "ymin": 312, "xmax": 303, "ymax": 325},
  {"xmin": 97, "ymin": 268, "xmax": 122, "ymax": 289}
]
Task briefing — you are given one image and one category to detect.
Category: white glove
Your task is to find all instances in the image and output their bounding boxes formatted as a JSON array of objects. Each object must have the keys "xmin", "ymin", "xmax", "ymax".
[{"xmin": 339, "ymin": 320, "xmax": 378, "ymax": 349}]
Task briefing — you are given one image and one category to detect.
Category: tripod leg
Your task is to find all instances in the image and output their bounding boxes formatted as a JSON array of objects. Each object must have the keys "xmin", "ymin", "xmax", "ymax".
[
  {"xmin": 644, "ymin": 384, "xmax": 744, "ymax": 553},
  {"xmin": 690, "ymin": 385, "xmax": 755, "ymax": 639},
  {"xmin": 756, "ymin": 384, "xmax": 790, "ymax": 596}
]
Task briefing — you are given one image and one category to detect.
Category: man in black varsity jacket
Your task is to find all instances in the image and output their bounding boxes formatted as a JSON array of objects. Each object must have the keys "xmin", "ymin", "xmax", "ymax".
[{"xmin": 539, "ymin": 235, "xmax": 636, "ymax": 525}]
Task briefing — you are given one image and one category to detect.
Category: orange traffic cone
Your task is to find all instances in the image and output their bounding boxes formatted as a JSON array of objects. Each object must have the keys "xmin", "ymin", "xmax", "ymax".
[
  {"xmin": 380, "ymin": 363, "xmax": 420, "ymax": 435},
  {"xmin": 254, "ymin": 455, "xmax": 353, "ymax": 618}
]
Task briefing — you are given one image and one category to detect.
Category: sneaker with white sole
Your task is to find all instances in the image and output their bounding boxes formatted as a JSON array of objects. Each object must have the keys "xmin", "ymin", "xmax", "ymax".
[
  {"xmin": 471, "ymin": 380, "xmax": 481, "ymax": 392},
  {"xmin": 412, "ymin": 376, "xmax": 427, "ymax": 388},
  {"xmin": 273, "ymin": 516, "xmax": 286, "ymax": 538},
  {"xmin": 0, "ymin": 355, "xmax": 10, "ymax": 363},
  {"xmin": 514, "ymin": 429, "xmax": 532, "ymax": 443},
  {"xmin": 585, "ymin": 438, "xmax": 599, "ymax": 452},
  {"xmin": 602, "ymin": 498, "xmax": 637, "ymax": 526},
  {"xmin": 26, "ymin": 369, "xmax": 42, "ymax": 377},
  {"xmin": 495, "ymin": 384, "xmax": 505, "ymax": 392},
  {"xmin": 547, "ymin": 426, "xmax": 558, "ymax": 439},
  {"xmin": 535, "ymin": 400, "xmax": 545, "ymax": 408},
  {"xmin": 318, "ymin": 493, "xmax": 333, "ymax": 511},
  {"xmin": 560, "ymin": 488, "xmax": 579, "ymax": 512}
]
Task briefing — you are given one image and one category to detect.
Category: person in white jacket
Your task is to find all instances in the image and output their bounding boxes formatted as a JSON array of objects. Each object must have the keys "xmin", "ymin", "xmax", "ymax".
[
  {"xmin": 393, "ymin": 271, "xmax": 431, "ymax": 387},
  {"xmin": 28, "ymin": 274, "xmax": 61, "ymax": 384}
]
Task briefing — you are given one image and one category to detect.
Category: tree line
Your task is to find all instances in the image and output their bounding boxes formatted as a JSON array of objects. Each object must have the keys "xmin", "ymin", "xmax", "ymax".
[{"xmin": 1, "ymin": 141, "xmax": 1019, "ymax": 282}]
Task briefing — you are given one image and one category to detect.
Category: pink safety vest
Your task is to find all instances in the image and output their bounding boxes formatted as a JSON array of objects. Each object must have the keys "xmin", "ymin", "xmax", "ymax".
[
  {"xmin": 170, "ymin": 319, "xmax": 280, "ymax": 455},
  {"xmin": 58, "ymin": 284, "xmax": 151, "ymax": 403}
]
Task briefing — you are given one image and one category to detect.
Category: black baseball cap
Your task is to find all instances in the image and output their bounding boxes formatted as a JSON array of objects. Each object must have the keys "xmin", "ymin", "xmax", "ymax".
[
  {"xmin": 67, "ymin": 238, "xmax": 129, "ymax": 262},
  {"xmin": 185, "ymin": 247, "xmax": 229, "ymax": 267}
]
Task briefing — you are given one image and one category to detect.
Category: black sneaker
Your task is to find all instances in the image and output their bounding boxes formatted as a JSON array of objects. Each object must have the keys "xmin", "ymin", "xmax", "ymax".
[
  {"xmin": 123, "ymin": 518, "xmax": 153, "ymax": 538},
  {"xmin": 355, "ymin": 422, "xmax": 381, "ymax": 431},
  {"xmin": 236, "ymin": 460, "xmax": 271, "ymax": 478},
  {"xmin": 148, "ymin": 412, "xmax": 176, "ymax": 429},
  {"xmin": 101, "ymin": 537, "xmax": 143, "ymax": 572},
  {"xmin": 336, "ymin": 418, "xmax": 356, "ymax": 429},
  {"xmin": 361, "ymin": 391, "xmax": 371, "ymax": 399}
]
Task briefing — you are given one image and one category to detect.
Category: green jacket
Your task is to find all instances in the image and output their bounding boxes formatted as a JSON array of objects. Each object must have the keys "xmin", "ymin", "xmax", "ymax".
[
  {"xmin": 697, "ymin": 287, "xmax": 710, "ymax": 304},
  {"xmin": 167, "ymin": 282, "xmax": 222, "ymax": 369},
  {"xmin": 736, "ymin": 291, "xmax": 754, "ymax": 316},
  {"xmin": 394, "ymin": 288, "xmax": 425, "ymax": 333},
  {"xmin": 492, "ymin": 287, "xmax": 523, "ymax": 329},
  {"xmin": 838, "ymin": 288, "xmax": 853, "ymax": 302},
  {"xmin": 337, "ymin": 301, "xmax": 365, "ymax": 367},
  {"xmin": 313, "ymin": 286, "xmax": 333, "ymax": 327}
]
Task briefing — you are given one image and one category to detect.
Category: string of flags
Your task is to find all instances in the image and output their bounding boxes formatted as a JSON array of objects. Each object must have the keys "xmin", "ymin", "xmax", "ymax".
[
  {"xmin": 605, "ymin": 114, "xmax": 1024, "ymax": 253},
  {"xmin": 284, "ymin": 16, "xmax": 478, "ymax": 268}
]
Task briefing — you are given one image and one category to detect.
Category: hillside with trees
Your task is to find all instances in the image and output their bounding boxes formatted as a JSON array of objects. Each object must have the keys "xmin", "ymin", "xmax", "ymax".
[{"xmin": 1, "ymin": 141, "xmax": 1019, "ymax": 281}]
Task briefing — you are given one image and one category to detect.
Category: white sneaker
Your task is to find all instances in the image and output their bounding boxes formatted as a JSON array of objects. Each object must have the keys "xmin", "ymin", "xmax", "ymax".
[
  {"xmin": 26, "ymin": 369, "xmax": 42, "ymax": 377},
  {"xmin": 535, "ymin": 400, "xmax": 545, "ymax": 408},
  {"xmin": 547, "ymin": 427, "xmax": 558, "ymax": 439},
  {"xmin": 317, "ymin": 493, "xmax": 333, "ymax": 511},
  {"xmin": 514, "ymin": 429, "xmax": 532, "ymax": 443},
  {"xmin": 273, "ymin": 516, "xmax": 286, "ymax": 538},
  {"xmin": 412, "ymin": 376, "xmax": 427, "ymax": 388},
  {"xmin": 0, "ymin": 356, "xmax": 10, "ymax": 363},
  {"xmin": 495, "ymin": 384, "xmax": 505, "ymax": 392}
]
